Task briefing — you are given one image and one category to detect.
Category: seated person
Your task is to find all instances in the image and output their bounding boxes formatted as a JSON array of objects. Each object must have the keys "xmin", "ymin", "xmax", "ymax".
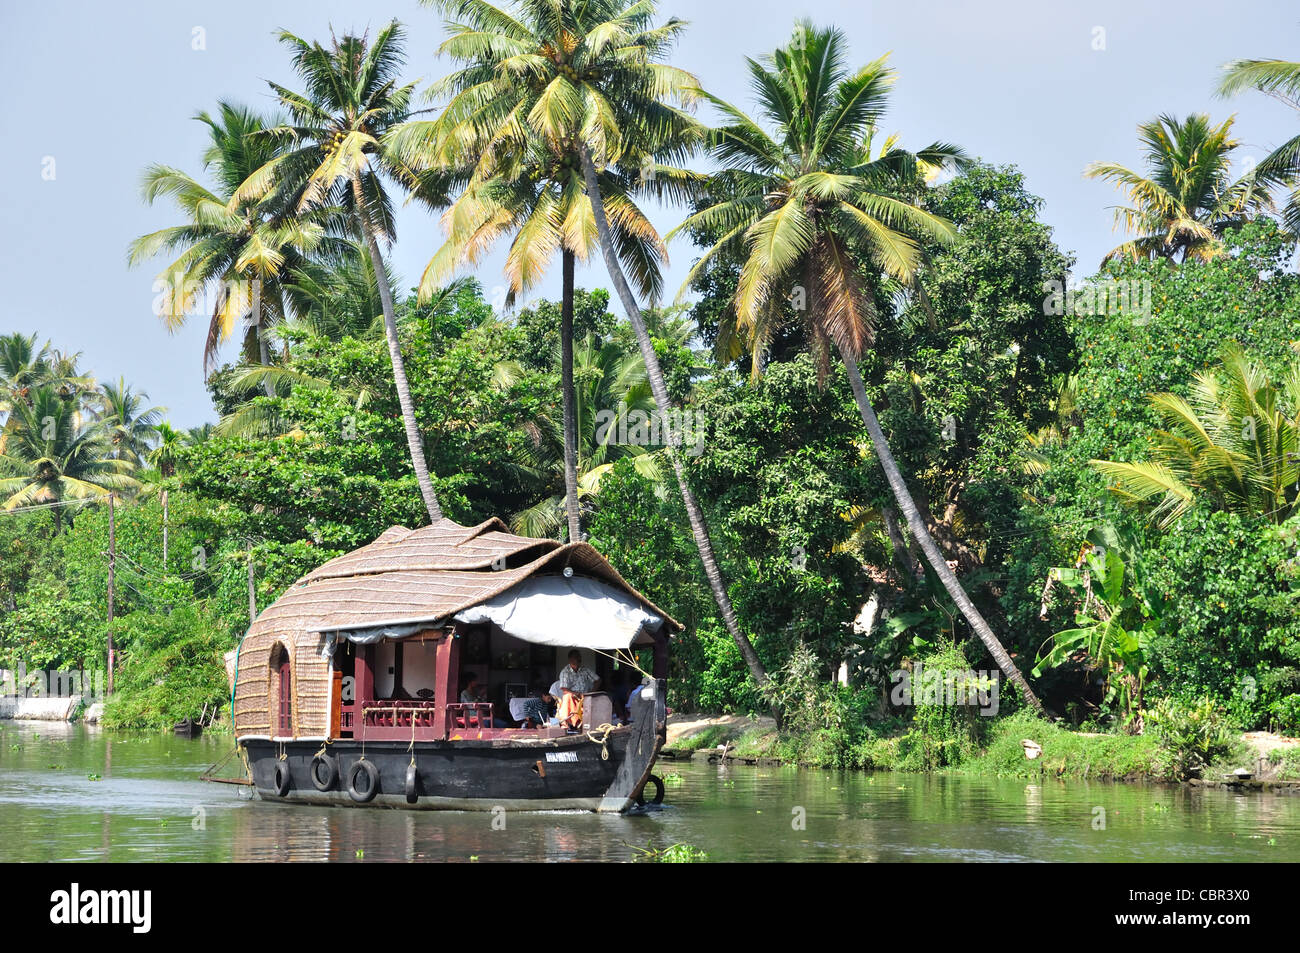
[
  {"xmin": 555, "ymin": 649, "xmax": 600, "ymax": 730},
  {"xmin": 545, "ymin": 680, "xmax": 563, "ymax": 725},
  {"xmin": 515, "ymin": 687, "xmax": 556, "ymax": 729},
  {"xmin": 624, "ymin": 677, "xmax": 647, "ymax": 722},
  {"xmin": 624, "ymin": 677, "xmax": 671, "ymax": 724},
  {"xmin": 459, "ymin": 673, "xmax": 484, "ymax": 706},
  {"xmin": 458, "ymin": 673, "xmax": 507, "ymax": 728},
  {"xmin": 609, "ymin": 667, "xmax": 639, "ymax": 723}
]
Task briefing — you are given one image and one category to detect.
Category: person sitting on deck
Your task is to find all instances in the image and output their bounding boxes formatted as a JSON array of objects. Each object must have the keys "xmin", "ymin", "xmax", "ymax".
[
  {"xmin": 555, "ymin": 650, "xmax": 600, "ymax": 731},
  {"xmin": 458, "ymin": 674, "xmax": 507, "ymax": 728},
  {"xmin": 516, "ymin": 687, "xmax": 554, "ymax": 728},
  {"xmin": 624, "ymin": 677, "xmax": 648, "ymax": 723},
  {"xmin": 609, "ymin": 666, "xmax": 638, "ymax": 723},
  {"xmin": 460, "ymin": 673, "xmax": 484, "ymax": 706}
]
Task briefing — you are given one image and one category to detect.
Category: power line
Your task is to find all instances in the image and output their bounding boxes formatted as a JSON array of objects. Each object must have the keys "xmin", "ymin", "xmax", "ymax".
[{"xmin": 0, "ymin": 497, "xmax": 98, "ymax": 515}]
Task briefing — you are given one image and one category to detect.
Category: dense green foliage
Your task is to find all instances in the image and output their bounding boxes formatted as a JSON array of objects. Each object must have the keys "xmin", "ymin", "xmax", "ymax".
[{"xmin": 3, "ymin": 8, "xmax": 1299, "ymax": 761}]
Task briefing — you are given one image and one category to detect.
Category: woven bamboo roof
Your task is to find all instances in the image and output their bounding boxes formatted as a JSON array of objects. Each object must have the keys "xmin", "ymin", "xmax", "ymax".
[{"xmin": 257, "ymin": 518, "xmax": 681, "ymax": 636}]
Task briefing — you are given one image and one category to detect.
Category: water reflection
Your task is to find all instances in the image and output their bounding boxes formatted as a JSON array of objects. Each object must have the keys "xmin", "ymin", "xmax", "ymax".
[{"xmin": 0, "ymin": 721, "xmax": 1297, "ymax": 862}]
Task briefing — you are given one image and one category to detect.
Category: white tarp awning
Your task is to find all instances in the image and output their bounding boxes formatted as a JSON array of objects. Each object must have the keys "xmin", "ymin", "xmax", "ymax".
[{"xmin": 452, "ymin": 574, "xmax": 663, "ymax": 649}]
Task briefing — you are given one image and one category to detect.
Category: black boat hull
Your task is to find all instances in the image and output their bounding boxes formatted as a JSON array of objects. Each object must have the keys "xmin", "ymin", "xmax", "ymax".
[{"xmin": 243, "ymin": 689, "xmax": 664, "ymax": 813}]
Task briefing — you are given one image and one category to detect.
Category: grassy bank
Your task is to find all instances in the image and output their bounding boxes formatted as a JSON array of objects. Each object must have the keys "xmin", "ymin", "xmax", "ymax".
[{"xmin": 665, "ymin": 708, "xmax": 1291, "ymax": 785}]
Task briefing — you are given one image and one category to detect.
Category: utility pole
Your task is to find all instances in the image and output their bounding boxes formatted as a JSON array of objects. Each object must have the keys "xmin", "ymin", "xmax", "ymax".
[
  {"xmin": 106, "ymin": 493, "xmax": 116, "ymax": 696},
  {"xmin": 247, "ymin": 540, "xmax": 257, "ymax": 624}
]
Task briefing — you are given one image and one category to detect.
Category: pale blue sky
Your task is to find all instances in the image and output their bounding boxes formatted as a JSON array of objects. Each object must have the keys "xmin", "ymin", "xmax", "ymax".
[{"xmin": 3, "ymin": 0, "xmax": 1298, "ymax": 426}]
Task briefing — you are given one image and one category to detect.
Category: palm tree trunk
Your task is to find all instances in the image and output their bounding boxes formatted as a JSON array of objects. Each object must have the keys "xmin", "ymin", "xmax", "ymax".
[
  {"xmin": 561, "ymin": 249, "xmax": 582, "ymax": 543},
  {"xmin": 881, "ymin": 506, "xmax": 918, "ymax": 578},
  {"xmin": 351, "ymin": 174, "xmax": 443, "ymax": 523},
  {"xmin": 161, "ymin": 489, "xmax": 169, "ymax": 568},
  {"xmin": 578, "ymin": 146, "xmax": 775, "ymax": 711},
  {"xmin": 257, "ymin": 333, "xmax": 275, "ymax": 399},
  {"xmin": 841, "ymin": 353, "xmax": 1044, "ymax": 713}
]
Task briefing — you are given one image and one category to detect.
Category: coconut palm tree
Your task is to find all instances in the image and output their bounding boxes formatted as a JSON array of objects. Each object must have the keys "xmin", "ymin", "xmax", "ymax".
[
  {"xmin": 395, "ymin": 1, "xmax": 698, "ymax": 545},
  {"xmin": 403, "ymin": 142, "xmax": 673, "ymax": 543},
  {"xmin": 95, "ymin": 378, "xmax": 165, "ymax": 466},
  {"xmin": 406, "ymin": 0, "xmax": 775, "ymax": 699},
  {"xmin": 235, "ymin": 23, "xmax": 446, "ymax": 522},
  {"xmin": 282, "ymin": 240, "xmax": 396, "ymax": 342},
  {"xmin": 0, "ymin": 387, "xmax": 138, "ymax": 532},
  {"xmin": 144, "ymin": 423, "xmax": 190, "ymax": 565},
  {"xmin": 1084, "ymin": 113, "xmax": 1272, "ymax": 266},
  {"xmin": 1218, "ymin": 56, "xmax": 1300, "ymax": 235},
  {"xmin": 129, "ymin": 102, "xmax": 336, "ymax": 383},
  {"xmin": 670, "ymin": 21, "xmax": 1043, "ymax": 710},
  {"xmin": 186, "ymin": 423, "xmax": 214, "ymax": 446},
  {"xmin": 0, "ymin": 333, "xmax": 52, "ymax": 419},
  {"xmin": 510, "ymin": 331, "xmax": 661, "ymax": 536},
  {"xmin": 1093, "ymin": 346, "xmax": 1299, "ymax": 528}
]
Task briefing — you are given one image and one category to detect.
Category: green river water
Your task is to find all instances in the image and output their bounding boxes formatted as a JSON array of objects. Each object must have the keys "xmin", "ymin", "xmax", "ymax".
[{"xmin": 1, "ymin": 721, "xmax": 1298, "ymax": 862}]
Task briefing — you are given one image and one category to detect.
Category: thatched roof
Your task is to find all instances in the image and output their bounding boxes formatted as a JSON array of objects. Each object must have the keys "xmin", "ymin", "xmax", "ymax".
[
  {"xmin": 232, "ymin": 518, "xmax": 678, "ymax": 739},
  {"xmin": 255, "ymin": 517, "xmax": 681, "ymax": 637}
]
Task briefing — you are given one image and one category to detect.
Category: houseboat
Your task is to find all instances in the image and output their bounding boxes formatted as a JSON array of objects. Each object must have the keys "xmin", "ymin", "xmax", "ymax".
[{"xmin": 225, "ymin": 518, "xmax": 674, "ymax": 812}]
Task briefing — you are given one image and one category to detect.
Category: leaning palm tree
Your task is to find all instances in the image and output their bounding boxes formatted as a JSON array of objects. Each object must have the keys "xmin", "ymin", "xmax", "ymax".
[
  {"xmin": 408, "ymin": 0, "xmax": 775, "ymax": 700},
  {"xmin": 1093, "ymin": 346, "xmax": 1299, "ymax": 528},
  {"xmin": 1084, "ymin": 113, "xmax": 1272, "ymax": 265},
  {"xmin": 671, "ymin": 21, "xmax": 1043, "ymax": 710},
  {"xmin": 235, "ymin": 23, "xmax": 445, "ymax": 522},
  {"xmin": 129, "ymin": 102, "xmax": 335, "ymax": 382},
  {"xmin": 1218, "ymin": 56, "xmax": 1300, "ymax": 235},
  {"xmin": 0, "ymin": 387, "xmax": 138, "ymax": 533}
]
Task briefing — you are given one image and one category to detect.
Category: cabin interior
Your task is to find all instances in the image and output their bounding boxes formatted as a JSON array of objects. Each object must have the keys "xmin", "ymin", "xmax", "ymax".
[{"xmin": 326, "ymin": 622, "xmax": 657, "ymax": 742}]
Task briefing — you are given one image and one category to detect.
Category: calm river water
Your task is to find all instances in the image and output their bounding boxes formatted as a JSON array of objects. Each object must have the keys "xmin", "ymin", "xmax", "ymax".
[{"xmin": 1, "ymin": 721, "xmax": 1298, "ymax": 862}]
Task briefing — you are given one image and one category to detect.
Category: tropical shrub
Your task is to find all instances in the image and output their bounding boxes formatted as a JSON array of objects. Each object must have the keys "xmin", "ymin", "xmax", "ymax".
[
  {"xmin": 101, "ymin": 606, "xmax": 232, "ymax": 730},
  {"xmin": 1033, "ymin": 523, "xmax": 1161, "ymax": 730},
  {"xmin": 895, "ymin": 642, "xmax": 988, "ymax": 770},
  {"xmin": 1145, "ymin": 696, "xmax": 1240, "ymax": 779},
  {"xmin": 1144, "ymin": 511, "xmax": 1300, "ymax": 726}
]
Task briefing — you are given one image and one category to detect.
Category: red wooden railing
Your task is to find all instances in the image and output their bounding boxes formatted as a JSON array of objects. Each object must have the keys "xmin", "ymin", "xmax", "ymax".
[
  {"xmin": 445, "ymin": 702, "xmax": 494, "ymax": 732},
  {"xmin": 362, "ymin": 701, "xmax": 439, "ymax": 729}
]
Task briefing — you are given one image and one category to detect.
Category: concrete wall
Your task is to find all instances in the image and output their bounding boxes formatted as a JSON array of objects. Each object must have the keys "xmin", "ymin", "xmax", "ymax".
[{"xmin": 0, "ymin": 696, "xmax": 80, "ymax": 720}]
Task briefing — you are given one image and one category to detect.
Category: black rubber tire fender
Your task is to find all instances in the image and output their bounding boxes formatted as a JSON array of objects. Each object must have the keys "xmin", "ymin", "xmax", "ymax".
[
  {"xmin": 405, "ymin": 762, "xmax": 420, "ymax": 803},
  {"xmin": 272, "ymin": 759, "xmax": 292, "ymax": 797},
  {"xmin": 635, "ymin": 773, "xmax": 665, "ymax": 806},
  {"xmin": 347, "ymin": 759, "xmax": 380, "ymax": 803},
  {"xmin": 310, "ymin": 753, "xmax": 338, "ymax": 792}
]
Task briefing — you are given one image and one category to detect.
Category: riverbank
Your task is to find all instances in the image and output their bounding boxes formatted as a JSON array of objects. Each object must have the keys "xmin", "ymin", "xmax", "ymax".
[
  {"xmin": 662, "ymin": 711, "xmax": 1300, "ymax": 791},
  {"xmin": 3, "ymin": 719, "xmax": 1297, "ymax": 861}
]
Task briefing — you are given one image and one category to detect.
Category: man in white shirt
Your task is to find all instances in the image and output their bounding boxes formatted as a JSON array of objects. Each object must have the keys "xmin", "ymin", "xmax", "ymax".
[
  {"xmin": 558, "ymin": 650, "xmax": 600, "ymax": 695},
  {"xmin": 556, "ymin": 650, "xmax": 599, "ymax": 729}
]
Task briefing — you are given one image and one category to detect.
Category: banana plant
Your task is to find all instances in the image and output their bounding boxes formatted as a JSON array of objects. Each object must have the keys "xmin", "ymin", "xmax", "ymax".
[{"xmin": 1034, "ymin": 524, "xmax": 1163, "ymax": 730}]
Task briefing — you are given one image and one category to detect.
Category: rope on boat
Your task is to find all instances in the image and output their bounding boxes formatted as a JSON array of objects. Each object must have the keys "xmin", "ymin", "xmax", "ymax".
[
  {"xmin": 228, "ymin": 632, "xmax": 247, "ymax": 733},
  {"xmin": 586, "ymin": 723, "xmax": 617, "ymax": 760},
  {"xmin": 589, "ymin": 647, "xmax": 652, "ymax": 682},
  {"xmin": 200, "ymin": 743, "xmax": 255, "ymax": 786}
]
